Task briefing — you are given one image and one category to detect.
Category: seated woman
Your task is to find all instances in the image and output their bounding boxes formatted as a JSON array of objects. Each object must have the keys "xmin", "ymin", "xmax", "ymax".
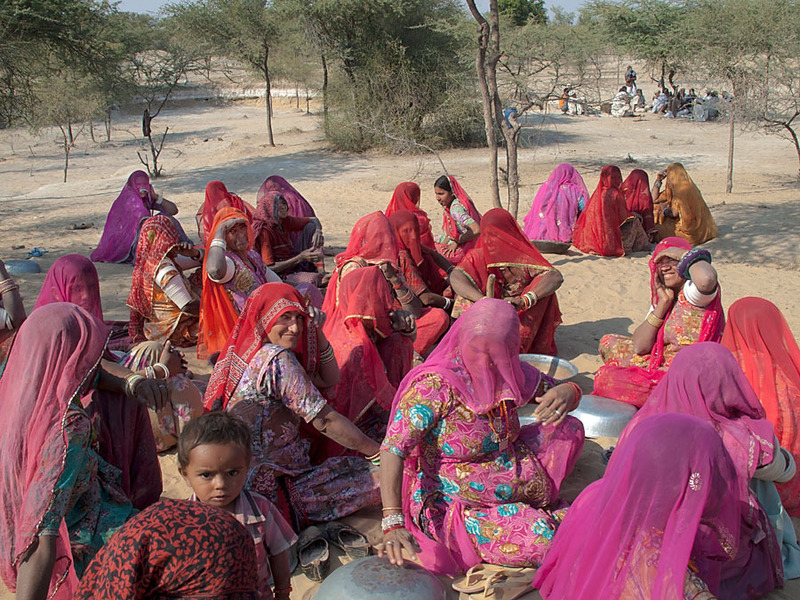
[
  {"xmin": 205, "ymin": 283, "xmax": 381, "ymax": 529},
  {"xmin": 572, "ymin": 165, "xmax": 649, "ymax": 256},
  {"xmin": 449, "ymin": 208, "xmax": 563, "ymax": 355},
  {"xmin": 652, "ymin": 163, "xmax": 718, "ymax": 245},
  {"xmin": 128, "ymin": 215, "xmax": 202, "ymax": 348},
  {"xmin": 385, "ymin": 181, "xmax": 436, "ymax": 248},
  {"xmin": 252, "ymin": 190, "xmax": 324, "ymax": 287},
  {"xmin": 723, "ymin": 297, "xmax": 800, "ymax": 518},
  {"xmin": 322, "ymin": 211, "xmax": 419, "ymax": 382},
  {"xmin": 533, "ymin": 414, "xmax": 742, "ymax": 600},
  {"xmin": 322, "ymin": 267, "xmax": 416, "ymax": 458},
  {"xmin": 433, "ymin": 175, "xmax": 482, "ymax": 265},
  {"xmin": 0, "ymin": 257, "xmax": 26, "ymax": 375},
  {"xmin": 91, "ymin": 170, "xmax": 190, "ymax": 264},
  {"xmin": 0, "ymin": 304, "xmax": 170, "ymax": 599},
  {"xmin": 75, "ymin": 500, "xmax": 258, "ymax": 599},
  {"xmin": 522, "ymin": 163, "xmax": 589, "ymax": 244},
  {"xmin": 378, "ymin": 299, "xmax": 584, "ymax": 574},
  {"xmin": 257, "ymin": 175, "xmax": 316, "ymax": 222},
  {"xmin": 615, "ymin": 344, "xmax": 792, "ymax": 599},
  {"xmin": 594, "ymin": 238, "xmax": 724, "ymax": 407},
  {"xmin": 389, "ymin": 210, "xmax": 451, "ymax": 356},
  {"xmin": 199, "ymin": 207, "xmax": 281, "ymax": 359},
  {"xmin": 195, "ymin": 180, "xmax": 254, "ymax": 246},
  {"xmin": 622, "ymin": 168, "xmax": 657, "ymax": 242}
]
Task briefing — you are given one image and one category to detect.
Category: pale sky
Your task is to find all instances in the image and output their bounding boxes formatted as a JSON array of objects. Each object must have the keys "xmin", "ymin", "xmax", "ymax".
[{"xmin": 117, "ymin": 0, "xmax": 587, "ymax": 20}]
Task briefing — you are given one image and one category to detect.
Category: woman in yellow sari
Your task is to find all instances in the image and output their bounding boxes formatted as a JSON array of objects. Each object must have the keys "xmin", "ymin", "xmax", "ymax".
[{"xmin": 652, "ymin": 163, "xmax": 717, "ymax": 245}]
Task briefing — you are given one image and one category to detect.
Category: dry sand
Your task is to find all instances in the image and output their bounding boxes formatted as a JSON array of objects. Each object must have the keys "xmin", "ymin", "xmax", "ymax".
[{"xmin": 1, "ymin": 97, "xmax": 798, "ymax": 599}]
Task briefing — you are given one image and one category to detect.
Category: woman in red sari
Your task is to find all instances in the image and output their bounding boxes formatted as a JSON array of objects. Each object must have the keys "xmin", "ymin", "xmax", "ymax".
[
  {"xmin": 433, "ymin": 175, "xmax": 482, "ymax": 265},
  {"xmin": 622, "ymin": 169, "xmax": 657, "ymax": 242},
  {"xmin": 320, "ymin": 266, "xmax": 416, "ymax": 459},
  {"xmin": 449, "ymin": 208, "xmax": 563, "ymax": 355},
  {"xmin": 722, "ymin": 297, "xmax": 800, "ymax": 517},
  {"xmin": 573, "ymin": 165, "xmax": 649, "ymax": 256},
  {"xmin": 195, "ymin": 180, "xmax": 254, "ymax": 246},
  {"xmin": 385, "ymin": 182, "xmax": 436, "ymax": 248},
  {"xmin": 388, "ymin": 210, "xmax": 451, "ymax": 357},
  {"xmin": 594, "ymin": 238, "xmax": 724, "ymax": 407}
]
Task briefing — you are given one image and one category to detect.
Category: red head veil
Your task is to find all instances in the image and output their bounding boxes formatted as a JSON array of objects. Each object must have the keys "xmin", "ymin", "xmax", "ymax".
[
  {"xmin": 205, "ymin": 282, "xmax": 316, "ymax": 410},
  {"xmin": 622, "ymin": 168, "xmax": 655, "ymax": 233},
  {"xmin": 441, "ymin": 176, "xmax": 482, "ymax": 242},
  {"xmin": 196, "ymin": 180, "xmax": 253, "ymax": 245},
  {"xmin": 389, "ymin": 209, "xmax": 424, "ymax": 265},
  {"xmin": 198, "ymin": 207, "xmax": 255, "ymax": 359},
  {"xmin": 386, "ymin": 182, "xmax": 435, "ymax": 248},
  {"xmin": 572, "ymin": 165, "xmax": 629, "ymax": 257}
]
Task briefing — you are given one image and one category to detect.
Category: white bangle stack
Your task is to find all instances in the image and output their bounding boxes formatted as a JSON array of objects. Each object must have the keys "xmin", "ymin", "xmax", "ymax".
[{"xmin": 210, "ymin": 238, "xmax": 227, "ymax": 251}]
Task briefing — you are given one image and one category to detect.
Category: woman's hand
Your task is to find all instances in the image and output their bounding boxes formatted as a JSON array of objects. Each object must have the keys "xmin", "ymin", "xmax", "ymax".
[
  {"xmin": 159, "ymin": 341, "xmax": 187, "ymax": 375},
  {"xmin": 298, "ymin": 247, "xmax": 323, "ymax": 263},
  {"xmin": 378, "ymin": 262, "xmax": 402, "ymax": 287},
  {"xmin": 378, "ymin": 527, "xmax": 420, "ymax": 566},
  {"xmin": 656, "ymin": 169, "xmax": 667, "ymax": 182},
  {"xmin": 654, "ymin": 277, "xmax": 676, "ymax": 310},
  {"xmin": 532, "ymin": 384, "xmax": 575, "ymax": 426},
  {"xmin": 175, "ymin": 242, "xmax": 202, "ymax": 260},
  {"xmin": 307, "ymin": 305, "xmax": 326, "ymax": 329},
  {"xmin": 389, "ymin": 310, "xmax": 415, "ymax": 334},
  {"xmin": 133, "ymin": 378, "xmax": 171, "ymax": 412},
  {"xmin": 503, "ymin": 295, "xmax": 525, "ymax": 310},
  {"xmin": 216, "ymin": 217, "xmax": 247, "ymax": 237}
]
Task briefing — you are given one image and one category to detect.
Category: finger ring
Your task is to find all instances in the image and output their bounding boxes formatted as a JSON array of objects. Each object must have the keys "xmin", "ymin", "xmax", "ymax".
[
  {"xmin": 159, "ymin": 384, "xmax": 167, "ymax": 390},
  {"xmin": 385, "ymin": 541, "xmax": 394, "ymax": 545},
  {"xmin": 554, "ymin": 408, "xmax": 561, "ymax": 415}
]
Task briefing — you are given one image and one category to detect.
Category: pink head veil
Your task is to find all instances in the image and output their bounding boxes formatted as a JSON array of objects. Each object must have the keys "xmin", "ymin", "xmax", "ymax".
[
  {"xmin": 523, "ymin": 163, "xmax": 589, "ymax": 242},
  {"xmin": 533, "ymin": 414, "xmax": 742, "ymax": 599},
  {"xmin": 0, "ymin": 303, "xmax": 109, "ymax": 598},
  {"xmin": 33, "ymin": 254, "xmax": 104, "ymax": 320}
]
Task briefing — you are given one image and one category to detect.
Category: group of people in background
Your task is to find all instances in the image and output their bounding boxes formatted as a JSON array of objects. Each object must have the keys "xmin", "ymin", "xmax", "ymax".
[{"xmin": 0, "ymin": 159, "xmax": 797, "ymax": 600}]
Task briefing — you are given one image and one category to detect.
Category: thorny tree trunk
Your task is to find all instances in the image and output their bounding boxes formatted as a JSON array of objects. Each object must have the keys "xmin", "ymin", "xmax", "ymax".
[
  {"xmin": 59, "ymin": 125, "xmax": 71, "ymax": 182},
  {"xmin": 321, "ymin": 53, "xmax": 329, "ymax": 119},
  {"xmin": 727, "ymin": 97, "xmax": 735, "ymax": 193},
  {"xmin": 465, "ymin": 0, "xmax": 501, "ymax": 209},
  {"xmin": 263, "ymin": 42, "xmax": 275, "ymax": 147}
]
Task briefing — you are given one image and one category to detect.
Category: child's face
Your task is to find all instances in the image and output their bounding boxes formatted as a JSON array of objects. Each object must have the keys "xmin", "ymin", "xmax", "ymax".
[{"xmin": 180, "ymin": 442, "xmax": 249, "ymax": 513}]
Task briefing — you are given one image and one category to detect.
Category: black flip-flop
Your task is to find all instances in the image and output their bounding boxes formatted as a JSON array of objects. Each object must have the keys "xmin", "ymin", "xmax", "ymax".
[
  {"xmin": 323, "ymin": 521, "xmax": 371, "ymax": 559},
  {"xmin": 297, "ymin": 525, "xmax": 330, "ymax": 582}
]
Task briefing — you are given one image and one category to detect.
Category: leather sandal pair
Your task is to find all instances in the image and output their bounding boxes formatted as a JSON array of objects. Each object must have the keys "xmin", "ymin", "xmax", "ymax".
[
  {"xmin": 323, "ymin": 521, "xmax": 371, "ymax": 559},
  {"xmin": 297, "ymin": 522, "xmax": 371, "ymax": 582},
  {"xmin": 452, "ymin": 564, "xmax": 537, "ymax": 600}
]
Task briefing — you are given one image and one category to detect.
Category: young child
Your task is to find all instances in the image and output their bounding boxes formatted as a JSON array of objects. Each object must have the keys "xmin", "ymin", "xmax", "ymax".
[{"xmin": 179, "ymin": 411, "xmax": 297, "ymax": 600}]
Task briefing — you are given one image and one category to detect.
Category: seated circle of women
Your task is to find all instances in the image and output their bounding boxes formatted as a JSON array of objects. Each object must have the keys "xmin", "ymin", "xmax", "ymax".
[
  {"xmin": 433, "ymin": 175, "xmax": 482, "ymax": 265},
  {"xmin": 91, "ymin": 170, "xmax": 190, "ymax": 264},
  {"xmin": 199, "ymin": 206, "xmax": 281, "ymax": 359},
  {"xmin": 572, "ymin": 165, "xmax": 649, "ymax": 257},
  {"xmin": 652, "ymin": 162, "xmax": 718, "ymax": 245},
  {"xmin": 594, "ymin": 238, "xmax": 724, "ymax": 407},
  {"xmin": 522, "ymin": 162, "xmax": 589, "ymax": 244},
  {"xmin": 205, "ymin": 283, "xmax": 381, "ymax": 529},
  {"xmin": 449, "ymin": 208, "xmax": 563, "ymax": 355},
  {"xmin": 0, "ymin": 304, "xmax": 170, "ymax": 598},
  {"xmin": 378, "ymin": 299, "xmax": 584, "ymax": 574}
]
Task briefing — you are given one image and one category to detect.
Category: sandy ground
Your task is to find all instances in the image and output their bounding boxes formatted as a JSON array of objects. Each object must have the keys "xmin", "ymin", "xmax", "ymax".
[{"xmin": 1, "ymin": 97, "xmax": 799, "ymax": 599}]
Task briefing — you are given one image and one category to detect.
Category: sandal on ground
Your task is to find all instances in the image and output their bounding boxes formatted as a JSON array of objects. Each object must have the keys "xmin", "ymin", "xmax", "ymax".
[
  {"xmin": 322, "ymin": 521, "xmax": 371, "ymax": 559},
  {"xmin": 482, "ymin": 568, "xmax": 537, "ymax": 600},
  {"xmin": 452, "ymin": 564, "xmax": 508, "ymax": 594},
  {"xmin": 297, "ymin": 525, "xmax": 330, "ymax": 582}
]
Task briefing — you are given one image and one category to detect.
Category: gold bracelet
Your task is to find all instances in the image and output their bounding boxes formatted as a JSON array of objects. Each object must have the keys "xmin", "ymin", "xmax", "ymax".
[
  {"xmin": 382, "ymin": 506, "xmax": 402, "ymax": 512},
  {"xmin": 645, "ymin": 312, "xmax": 665, "ymax": 328}
]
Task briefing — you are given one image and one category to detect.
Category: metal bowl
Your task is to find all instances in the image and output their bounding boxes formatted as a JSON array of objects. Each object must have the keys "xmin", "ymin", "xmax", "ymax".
[
  {"xmin": 518, "ymin": 394, "xmax": 637, "ymax": 439},
  {"xmin": 519, "ymin": 354, "xmax": 578, "ymax": 381},
  {"xmin": 315, "ymin": 556, "xmax": 445, "ymax": 600},
  {"xmin": 531, "ymin": 239, "xmax": 571, "ymax": 254},
  {"xmin": 4, "ymin": 259, "xmax": 41, "ymax": 274}
]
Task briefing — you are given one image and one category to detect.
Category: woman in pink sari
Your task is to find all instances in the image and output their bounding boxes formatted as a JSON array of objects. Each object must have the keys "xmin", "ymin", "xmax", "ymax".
[
  {"xmin": 91, "ymin": 171, "xmax": 189, "ymax": 264},
  {"xmin": 433, "ymin": 175, "xmax": 482, "ymax": 265},
  {"xmin": 378, "ymin": 299, "xmax": 584, "ymax": 574},
  {"xmin": 256, "ymin": 176, "xmax": 316, "ymax": 245},
  {"xmin": 615, "ymin": 343, "xmax": 787, "ymax": 600},
  {"xmin": 533, "ymin": 414, "xmax": 742, "ymax": 600},
  {"xmin": 594, "ymin": 238, "xmax": 724, "ymax": 407},
  {"xmin": 522, "ymin": 163, "xmax": 589, "ymax": 243}
]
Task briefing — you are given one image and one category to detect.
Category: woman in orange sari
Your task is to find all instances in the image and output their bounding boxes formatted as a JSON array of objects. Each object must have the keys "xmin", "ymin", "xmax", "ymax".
[
  {"xmin": 573, "ymin": 165, "xmax": 649, "ymax": 256},
  {"xmin": 385, "ymin": 182, "xmax": 436, "ymax": 248},
  {"xmin": 449, "ymin": 208, "xmax": 563, "ymax": 355},
  {"xmin": 722, "ymin": 297, "xmax": 800, "ymax": 518},
  {"xmin": 652, "ymin": 163, "xmax": 717, "ymax": 245}
]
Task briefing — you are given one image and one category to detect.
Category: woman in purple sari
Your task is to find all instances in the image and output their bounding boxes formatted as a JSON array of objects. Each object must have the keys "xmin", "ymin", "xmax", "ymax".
[
  {"xmin": 91, "ymin": 171, "xmax": 190, "ymax": 264},
  {"xmin": 522, "ymin": 163, "xmax": 589, "ymax": 243},
  {"xmin": 533, "ymin": 414, "xmax": 742, "ymax": 599},
  {"xmin": 614, "ymin": 343, "xmax": 786, "ymax": 600},
  {"xmin": 378, "ymin": 299, "xmax": 584, "ymax": 575}
]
